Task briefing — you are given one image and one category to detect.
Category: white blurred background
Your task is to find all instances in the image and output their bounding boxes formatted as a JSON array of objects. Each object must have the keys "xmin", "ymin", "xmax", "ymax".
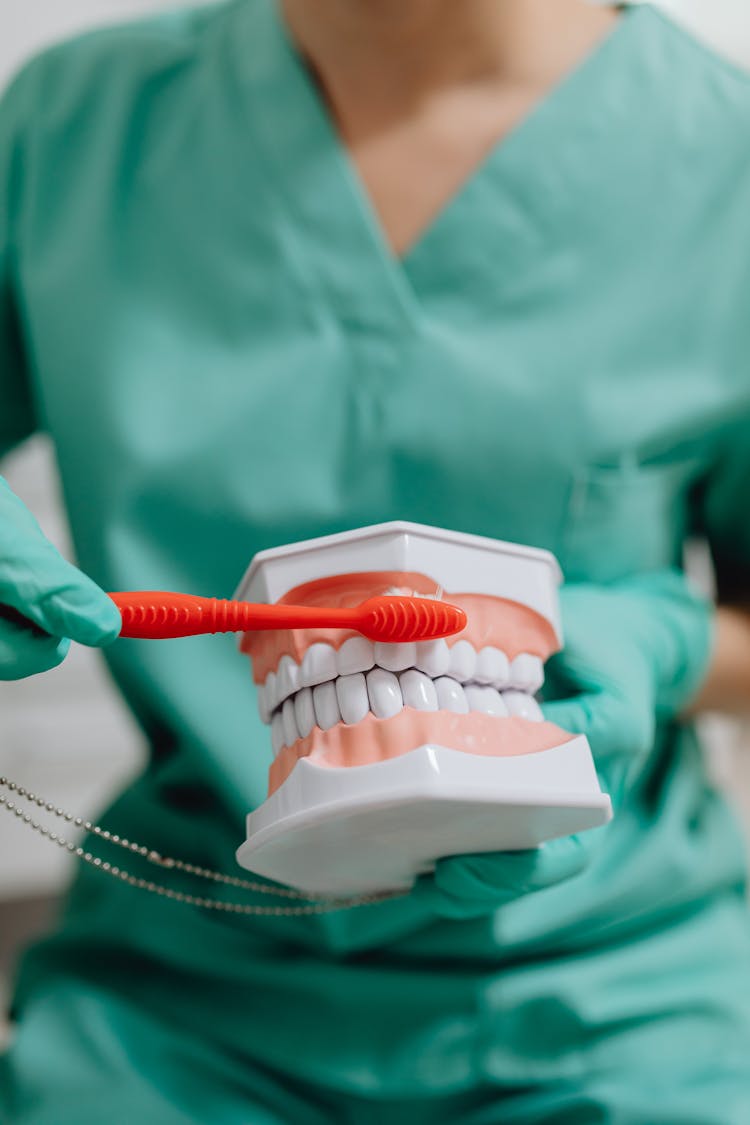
[{"xmin": 1, "ymin": 0, "xmax": 750, "ymax": 1031}]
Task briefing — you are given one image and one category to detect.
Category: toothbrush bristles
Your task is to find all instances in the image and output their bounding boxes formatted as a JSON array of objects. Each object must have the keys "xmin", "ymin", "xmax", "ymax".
[{"xmin": 361, "ymin": 597, "xmax": 466, "ymax": 643}]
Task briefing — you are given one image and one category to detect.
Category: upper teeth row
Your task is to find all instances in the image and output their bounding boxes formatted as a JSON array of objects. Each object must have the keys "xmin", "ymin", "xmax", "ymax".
[{"xmin": 257, "ymin": 639, "xmax": 543, "ymax": 724}]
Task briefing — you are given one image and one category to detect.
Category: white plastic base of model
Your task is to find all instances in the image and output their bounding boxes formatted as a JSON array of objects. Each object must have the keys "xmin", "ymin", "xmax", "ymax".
[{"xmin": 236, "ymin": 738, "xmax": 612, "ymax": 896}]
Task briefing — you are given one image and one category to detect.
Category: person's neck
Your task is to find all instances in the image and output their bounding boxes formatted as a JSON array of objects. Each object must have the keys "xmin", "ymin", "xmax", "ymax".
[{"xmin": 279, "ymin": 0, "xmax": 621, "ymax": 115}]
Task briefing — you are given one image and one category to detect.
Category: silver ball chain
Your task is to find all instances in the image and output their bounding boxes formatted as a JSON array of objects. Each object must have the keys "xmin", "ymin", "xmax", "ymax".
[{"xmin": 0, "ymin": 776, "xmax": 404, "ymax": 916}]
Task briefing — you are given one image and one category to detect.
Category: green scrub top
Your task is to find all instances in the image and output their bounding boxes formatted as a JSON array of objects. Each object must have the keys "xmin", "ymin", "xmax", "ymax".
[{"xmin": 2, "ymin": 3, "xmax": 750, "ymax": 1121}]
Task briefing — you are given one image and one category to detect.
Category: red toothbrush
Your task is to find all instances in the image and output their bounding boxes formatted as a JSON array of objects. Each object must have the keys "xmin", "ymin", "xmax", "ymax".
[{"xmin": 110, "ymin": 592, "xmax": 467, "ymax": 643}]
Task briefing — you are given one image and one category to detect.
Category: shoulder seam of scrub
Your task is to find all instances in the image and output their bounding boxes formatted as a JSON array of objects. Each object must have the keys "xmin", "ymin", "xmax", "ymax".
[
  {"xmin": 0, "ymin": 1, "xmax": 245, "ymax": 150},
  {"xmin": 1, "ymin": 0, "xmax": 234, "ymax": 103}
]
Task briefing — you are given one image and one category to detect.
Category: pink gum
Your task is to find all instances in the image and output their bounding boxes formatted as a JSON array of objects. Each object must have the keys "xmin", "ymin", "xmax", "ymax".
[
  {"xmin": 269, "ymin": 713, "xmax": 572, "ymax": 795},
  {"xmin": 243, "ymin": 571, "xmax": 559, "ymax": 684}
]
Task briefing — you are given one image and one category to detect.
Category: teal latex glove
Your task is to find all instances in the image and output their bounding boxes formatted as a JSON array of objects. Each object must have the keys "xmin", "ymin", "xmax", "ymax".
[
  {"xmin": 0, "ymin": 475, "xmax": 121, "ymax": 679},
  {"xmin": 541, "ymin": 570, "xmax": 714, "ymax": 801},
  {"xmin": 416, "ymin": 833, "xmax": 592, "ymax": 920},
  {"xmin": 420, "ymin": 570, "xmax": 713, "ymax": 920}
]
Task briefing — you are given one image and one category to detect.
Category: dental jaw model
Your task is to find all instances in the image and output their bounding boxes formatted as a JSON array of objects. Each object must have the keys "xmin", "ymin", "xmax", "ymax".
[{"xmin": 236, "ymin": 523, "xmax": 612, "ymax": 896}]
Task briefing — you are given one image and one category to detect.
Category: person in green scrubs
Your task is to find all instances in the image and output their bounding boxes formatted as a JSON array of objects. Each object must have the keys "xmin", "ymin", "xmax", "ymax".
[{"xmin": 2, "ymin": 0, "xmax": 750, "ymax": 1120}]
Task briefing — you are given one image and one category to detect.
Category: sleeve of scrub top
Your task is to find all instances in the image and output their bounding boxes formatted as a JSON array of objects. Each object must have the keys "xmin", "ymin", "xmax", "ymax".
[
  {"xmin": 0, "ymin": 62, "xmax": 38, "ymax": 459},
  {"xmin": 698, "ymin": 417, "xmax": 750, "ymax": 604}
]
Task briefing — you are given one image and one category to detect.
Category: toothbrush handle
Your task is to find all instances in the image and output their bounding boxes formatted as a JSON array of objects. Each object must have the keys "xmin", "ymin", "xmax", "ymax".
[
  {"xmin": 111, "ymin": 592, "xmax": 237, "ymax": 638},
  {"xmin": 109, "ymin": 592, "xmax": 355, "ymax": 638}
]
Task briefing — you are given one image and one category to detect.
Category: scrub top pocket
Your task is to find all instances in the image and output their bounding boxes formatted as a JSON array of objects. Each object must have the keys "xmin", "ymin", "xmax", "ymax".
[{"xmin": 559, "ymin": 457, "xmax": 706, "ymax": 583}]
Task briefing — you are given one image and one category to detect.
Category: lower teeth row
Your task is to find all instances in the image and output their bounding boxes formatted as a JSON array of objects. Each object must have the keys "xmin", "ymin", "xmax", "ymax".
[{"xmin": 269, "ymin": 671, "xmax": 543, "ymax": 754}]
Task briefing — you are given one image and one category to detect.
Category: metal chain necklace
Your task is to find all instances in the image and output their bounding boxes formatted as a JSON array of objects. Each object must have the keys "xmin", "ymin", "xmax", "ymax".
[{"xmin": 0, "ymin": 776, "xmax": 404, "ymax": 916}]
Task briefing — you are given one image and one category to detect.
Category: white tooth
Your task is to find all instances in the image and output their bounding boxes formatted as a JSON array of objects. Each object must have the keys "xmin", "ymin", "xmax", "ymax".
[
  {"xmin": 374, "ymin": 641, "xmax": 417, "ymax": 672},
  {"xmin": 294, "ymin": 686, "xmax": 316, "ymax": 738},
  {"xmin": 337, "ymin": 637, "xmax": 375, "ymax": 675},
  {"xmin": 414, "ymin": 639, "xmax": 450, "ymax": 677},
  {"xmin": 300, "ymin": 643, "xmax": 338, "ymax": 688},
  {"xmin": 265, "ymin": 670, "xmax": 278, "ymax": 712},
  {"xmin": 282, "ymin": 697, "xmax": 298, "ymax": 746},
  {"xmin": 399, "ymin": 669, "xmax": 439, "ymax": 711},
  {"xmin": 484, "ymin": 687, "xmax": 509, "ymax": 716},
  {"xmin": 312, "ymin": 681, "xmax": 340, "ymax": 730},
  {"xmin": 336, "ymin": 673, "xmax": 370, "ymax": 724},
  {"xmin": 366, "ymin": 668, "xmax": 403, "ymax": 719},
  {"xmin": 276, "ymin": 655, "xmax": 299, "ymax": 703},
  {"xmin": 448, "ymin": 640, "xmax": 476, "ymax": 683},
  {"xmin": 510, "ymin": 654, "xmax": 544, "ymax": 693},
  {"xmin": 257, "ymin": 682, "xmax": 271, "ymax": 725},
  {"xmin": 465, "ymin": 685, "xmax": 509, "ymax": 716},
  {"xmin": 271, "ymin": 712, "xmax": 285, "ymax": 756},
  {"xmin": 503, "ymin": 690, "xmax": 544, "ymax": 722},
  {"xmin": 474, "ymin": 646, "xmax": 511, "ymax": 687},
  {"xmin": 434, "ymin": 676, "xmax": 469, "ymax": 714}
]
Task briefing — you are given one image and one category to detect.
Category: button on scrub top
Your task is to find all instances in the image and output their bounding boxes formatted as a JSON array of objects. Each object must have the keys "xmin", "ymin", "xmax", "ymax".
[{"xmin": 2, "ymin": 2, "xmax": 750, "ymax": 1121}]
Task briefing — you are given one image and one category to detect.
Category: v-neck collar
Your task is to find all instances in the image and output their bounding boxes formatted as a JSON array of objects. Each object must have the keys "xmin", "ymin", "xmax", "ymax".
[{"xmin": 230, "ymin": 0, "xmax": 646, "ymax": 329}]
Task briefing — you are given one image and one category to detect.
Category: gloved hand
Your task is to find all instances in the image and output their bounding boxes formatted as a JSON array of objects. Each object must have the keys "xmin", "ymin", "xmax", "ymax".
[
  {"xmin": 419, "ymin": 569, "xmax": 713, "ymax": 921},
  {"xmin": 415, "ymin": 833, "xmax": 592, "ymax": 920},
  {"xmin": 0, "ymin": 475, "xmax": 121, "ymax": 679},
  {"xmin": 541, "ymin": 569, "xmax": 714, "ymax": 801}
]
